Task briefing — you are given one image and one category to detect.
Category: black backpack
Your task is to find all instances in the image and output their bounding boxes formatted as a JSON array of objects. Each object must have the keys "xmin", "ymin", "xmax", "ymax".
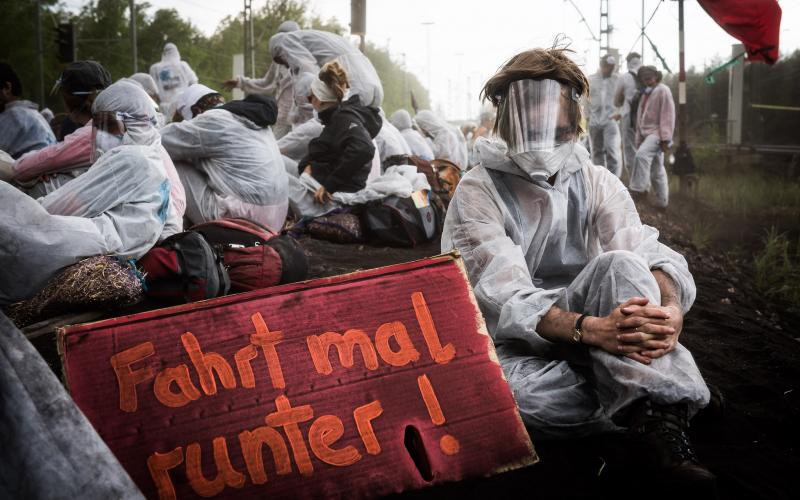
[
  {"xmin": 138, "ymin": 231, "xmax": 230, "ymax": 304},
  {"xmin": 361, "ymin": 193, "xmax": 439, "ymax": 247}
]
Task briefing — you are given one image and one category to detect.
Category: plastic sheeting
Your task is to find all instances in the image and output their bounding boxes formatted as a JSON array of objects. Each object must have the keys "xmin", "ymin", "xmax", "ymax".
[
  {"xmin": 389, "ymin": 109, "xmax": 434, "ymax": 160},
  {"xmin": 0, "ymin": 145, "xmax": 169, "ymax": 304},
  {"xmin": 0, "ymin": 312, "xmax": 145, "ymax": 499},
  {"xmin": 149, "ymin": 43, "xmax": 198, "ymax": 106},
  {"xmin": 160, "ymin": 108, "xmax": 288, "ymax": 229},
  {"xmin": 414, "ymin": 110, "xmax": 468, "ymax": 169},
  {"xmin": 375, "ymin": 117, "xmax": 411, "ymax": 163},
  {"xmin": 278, "ymin": 118, "xmax": 324, "ymax": 161},
  {"xmin": 269, "ymin": 29, "xmax": 383, "ymax": 108},
  {"xmin": 0, "ymin": 100, "xmax": 55, "ymax": 159}
]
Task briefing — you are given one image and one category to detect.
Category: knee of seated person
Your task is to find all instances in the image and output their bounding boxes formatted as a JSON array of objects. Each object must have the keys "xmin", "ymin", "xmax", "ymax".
[{"xmin": 596, "ymin": 250, "xmax": 649, "ymax": 274}]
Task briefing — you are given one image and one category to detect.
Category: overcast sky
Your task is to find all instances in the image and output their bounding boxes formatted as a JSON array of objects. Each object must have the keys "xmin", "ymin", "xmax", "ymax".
[{"xmin": 64, "ymin": 0, "xmax": 799, "ymax": 120}]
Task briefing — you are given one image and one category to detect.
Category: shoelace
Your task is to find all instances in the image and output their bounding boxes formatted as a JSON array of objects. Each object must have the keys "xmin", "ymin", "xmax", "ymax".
[{"xmin": 635, "ymin": 403, "xmax": 699, "ymax": 464}]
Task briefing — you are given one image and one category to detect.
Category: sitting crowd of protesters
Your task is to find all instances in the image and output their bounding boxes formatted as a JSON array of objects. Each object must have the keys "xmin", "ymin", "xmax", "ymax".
[{"xmin": 0, "ymin": 19, "xmax": 715, "ymax": 496}]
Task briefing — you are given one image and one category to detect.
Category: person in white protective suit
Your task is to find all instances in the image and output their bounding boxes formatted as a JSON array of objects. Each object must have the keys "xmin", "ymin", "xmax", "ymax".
[
  {"xmin": 0, "ymin": 63, "xmax": 55, "ymax": 159},
  {"xmin": 223, "ymin": 20, "xmax": 300, "ymax": 138},
  {"xmin": 160, "ymin": 93, "xmax": 289, "ymax": 232},
  {"xmin": 614, "ymin": 52, "xmax": 643, "ymax": 174},
  {"xmin": 375, "ymin": 109, "xmax": 411, "ymax": 168},
  {"xmin": 441, "ymin": 47, "xmax": 715, "ymax": 490},
  {"xmin": 389, "ymin": 109, "xmax": 434, "ymax": 160},
  {"xmin": 414, "ymin": 110, "xmax": 469, "ymax": 170},
  {"xmin": 278, "ymin": 72, "xmax": 323, "ymax": 166},
  {"xmin": 149, "ymin": 42, "xmax": 198, "ymax": 117},
  {"xmin": 630, "ymin": 65, "xmax": 675, "ymax": 209},
  {"xmin": 268, "ymin": 29, "xmax": 383, "ymax": 109},
  {"xmin": 588, "ymin": 54, "xmax": 622, "ymax": 177},
  {"xmin": 0, "ymin": 81, "xmax": 177, "ymax": 305},
  {"xmin": 172, "ymin": 83, "xmax": 224, "ymax": 122}
]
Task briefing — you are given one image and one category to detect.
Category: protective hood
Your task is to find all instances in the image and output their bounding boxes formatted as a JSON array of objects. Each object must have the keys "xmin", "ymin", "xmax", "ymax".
[
  {"xmin": 129, "ymin": 72, "xmax": 159, "ymax": 99},
  {"xmin": 414, "ymin": 110, "xmax": 449, "ymax": 138},
  {"xmin": 278, "ymin": 20, "xmax": 300, "ymax": 33},
  {"xmin": 161, "ymin": 43, "xmax": 180, "ymax": 63},
  {"xmin": 269, "ymin": 32, "xmax": 318, "ymax": 74},
  {"xmin": 92, "ymin": 80, "xmax": 159, "ymax": 148},
  {"xmin": 176, "ymin": 83, "xmax": 219, "ymax": 121},
  {"xmin": 220, "ymin": 94, "xmax": 278, "ymax": 128},
  {"xmin": 389, "ymin": 109, "xmax": 413, "ymax": 131}
]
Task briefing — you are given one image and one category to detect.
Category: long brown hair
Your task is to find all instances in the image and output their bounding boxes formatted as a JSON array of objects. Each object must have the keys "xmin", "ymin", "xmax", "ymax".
[{"xmin": 481, "ymin": 46, "xmax": 590, "ymax": 143}]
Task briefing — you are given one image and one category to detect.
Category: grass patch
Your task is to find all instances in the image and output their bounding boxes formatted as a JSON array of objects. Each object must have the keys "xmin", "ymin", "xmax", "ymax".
[
  {"xmin": 673, "ymin": 171, "xmax": 800, "ymax": 217},
  {"xmin": 754, "ymin": 228, "xmax": 800, "ymax": 313}
]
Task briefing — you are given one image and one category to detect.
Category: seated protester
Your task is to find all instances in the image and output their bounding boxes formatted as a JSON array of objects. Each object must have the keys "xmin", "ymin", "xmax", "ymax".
[
  {"xmin": 442, "ymin": 47, "xmax": 714, "ymax": 487},
  {"xmin": 0, "ymin": 63, "xmax": 55, "ymax": 159},
  {"xmin": 160, "ymin": 92, "xmax": 289, "ymax": 233},
  {"xmin": 414, "ymin": 109, "xmax": 469, "ymax": 170},
  {"xmin": 129, "ymin": 72, "xmax": 160, "ymax": 104},
  {"xmin": 52, "ymin": 61, "xmax": 112, "ymax": 141},
  {"xmin": 376, "ymin": 109, "xmax": 411, "ymax": 168},
  {"xmin": 389, "ymin": 109, "xmax": 435, "ymax": 160},
  {"xmin": 278, "ymin": 72, "xmax": 324, "ymax": 163},
  {"xmin": 287, "ymin": 61, "xmax": 381, "ymax": 218},
  {"xmin": 10, "ymin": 61, "xmax": 112, "ymax": 196},
  {"xmin": 0, "ymin": 81, "xmax": 174, "ymax": 304},
  {"xmin": 172, "ymin": 83, "xmax": 225, "ymax": 123}
]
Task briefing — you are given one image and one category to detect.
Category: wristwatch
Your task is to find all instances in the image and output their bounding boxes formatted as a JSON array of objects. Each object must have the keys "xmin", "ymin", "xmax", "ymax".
[{"xmin": 573, "ymin": 314, "xmax": 588, "ymax": 343}]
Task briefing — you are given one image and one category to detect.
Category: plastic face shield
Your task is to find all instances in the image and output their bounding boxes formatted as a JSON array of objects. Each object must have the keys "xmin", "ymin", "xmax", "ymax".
[{"xmin": 504, "ymin": 79, "xmax": 579, "ymax": 154}]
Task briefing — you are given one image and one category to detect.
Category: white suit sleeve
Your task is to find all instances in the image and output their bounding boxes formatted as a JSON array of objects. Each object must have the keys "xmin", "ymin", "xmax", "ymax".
[
  {"xmin": 160, "ymin": 120, "xmax": 208, "ymax": 161},
  {"xmin": 588, "ymin": 165, "xmax": 696, "ymax": 312},
  {"xmin": 239, "ymin": 64, "xmax": 279, "ymax": 95},
  {"xmin": 442, "ymin": 171, "xmax": 563, "ymax": 350},
  {"xmin": 182, "ymin": 61, "xmax": 198, "ymax": 86}
]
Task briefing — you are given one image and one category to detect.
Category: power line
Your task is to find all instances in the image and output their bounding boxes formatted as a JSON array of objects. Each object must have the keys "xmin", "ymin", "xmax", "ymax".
[{"xmin": 627, "ymin": 0, "xmax": 664, "ymax": 56}]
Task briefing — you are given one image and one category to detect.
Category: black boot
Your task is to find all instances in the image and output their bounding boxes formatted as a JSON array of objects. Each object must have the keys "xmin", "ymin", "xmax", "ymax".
[{"xmin": 626, "ymin": 399, "xmax": 717, "ymax": 493}]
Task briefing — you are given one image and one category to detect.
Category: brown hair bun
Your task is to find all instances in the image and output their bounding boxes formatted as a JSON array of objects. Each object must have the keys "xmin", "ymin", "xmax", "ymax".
[{"xmin": 319, "ymin": 61, "xmax": 350, "ymax": 102}]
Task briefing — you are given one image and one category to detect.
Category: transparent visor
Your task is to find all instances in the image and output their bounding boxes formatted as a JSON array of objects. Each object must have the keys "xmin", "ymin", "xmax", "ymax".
[
  {"xmin": 90, "ymin": 111, "xmax": 149, "ymax": 161},
  {"xmin": 505, "ymin": 79, "xmax": 579, "ymax": 154}
]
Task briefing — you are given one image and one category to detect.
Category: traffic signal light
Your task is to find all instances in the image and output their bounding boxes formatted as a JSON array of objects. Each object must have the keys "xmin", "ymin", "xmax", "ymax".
[{"xmin": 55, "ymin": 22, "xmax": 75, "ymax": 63}]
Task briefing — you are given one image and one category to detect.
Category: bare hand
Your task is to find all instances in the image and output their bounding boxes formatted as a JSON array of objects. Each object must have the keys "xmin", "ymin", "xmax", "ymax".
[
  {"xmin": 617, "ymin": 302, "xmax": 681, "ymax": 359},
  {"xmin": 582, "ymin": 297, "xmax": 656, "ymax": 365},
  {"xmin": 612, "ymin": 113, "xmax": 621, "ymax": 121},
  {"xmin": 222, "ymin": 78, "xmax": 239, "ymax": 91},
  {"xmin": 313, "ymin": 186, "xmax": 331, "ymax": 204},
  {"xmin": 660, "ymin": 142, "xmax": 671, "ymax": 154},
  {"xmin": 302, "ymin": 165, "xmax": 312, "ymax": 176}
]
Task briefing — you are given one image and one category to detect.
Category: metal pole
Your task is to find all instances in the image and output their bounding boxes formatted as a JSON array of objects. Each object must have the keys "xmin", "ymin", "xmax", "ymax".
[
  {"xmin": 678, "ymin": 0, "xmax": 686, "ymax": 146},
  {"xmin": 422, "ymin": 22, "xmax": 434, "ymax": 105},
  {"xmin": 249, "ymin": 3, "xmax": 255, "ymax": 78},
  {"xmin": 36, "ymin": 0, "xmax": 44, "ymax": 107},
  {"xmin": 130, "ymin": 0, "xmax": 138, "ymax": 73},
  {"xmin": 641, "ymin": 0, "xmax": 645, "ymax": 59}
]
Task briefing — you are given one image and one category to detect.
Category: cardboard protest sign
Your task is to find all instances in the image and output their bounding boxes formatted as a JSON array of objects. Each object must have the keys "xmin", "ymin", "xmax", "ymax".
[{"xmin": 59, "ymin": 253, "xmax": 537, "ymax": 499}]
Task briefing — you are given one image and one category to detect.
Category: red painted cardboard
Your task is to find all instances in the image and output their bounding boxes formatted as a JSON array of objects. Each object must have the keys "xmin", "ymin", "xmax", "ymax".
[{"xmin": 59, "ymin": 253, "xmax": 537, "ymax": 499}]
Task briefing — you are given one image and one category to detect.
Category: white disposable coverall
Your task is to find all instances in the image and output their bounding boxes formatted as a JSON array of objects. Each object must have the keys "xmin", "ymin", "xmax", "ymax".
[
  {"xmin": 631, "ymin": 83, "xmax": 675, "ymax": 208},
  {"xmin": 414, "ymin": 110, "xmax": 468, "ymax": 169},
  {"xmin": 615, "ymin": 70, "xmax": 640, "ymax": 172},
  {"xmin": 149, "ymin": 43, "xmax": 198, "ymax": 109},
  {"xmin": 0, "ymin": 100, "xmax": 55, "ymax": 159},
  {"xmin": 588, "ymin": 71, "xmax": 622, "ymax": 177},
  {"xmin": 441, "ymin": 138, "xmax": 709, "ymax": 439},
  {"xmin": 375, "ymin": 114, "xmax": 411, "ymax": 164},
  {"xmin": 269, "ymin": 29, "xmax": 383, "ymax": 108},
  {"xmin": 389, "ymin": 109, "xmax": 434, "ymax": 160},
  {"xmin": 160, "ymin": 108, "xmax": 289, "ymax": 232}
]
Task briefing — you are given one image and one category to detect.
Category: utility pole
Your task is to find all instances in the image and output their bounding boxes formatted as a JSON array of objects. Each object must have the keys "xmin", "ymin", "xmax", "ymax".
[
  {"xmin": 36, "ymin": 0, "xmax": 44, "ymax": 106},
  {"xmin": 243, "ymin": 0, "xmax": 254, "ymax": 77},
  {"xmin": 674, "ymin": 0, "xmax": 697, "ymax": 188},
  {"xmin": 351, "ymin": 0, "xmax": 366, "ymax": 53},
  {"xmin": 130, "ymin": 0, "xmax": 138, "ymax": 73},
  {"xmin": 599, "ymin": 0, "xmax": 611, "ymax": 57}
]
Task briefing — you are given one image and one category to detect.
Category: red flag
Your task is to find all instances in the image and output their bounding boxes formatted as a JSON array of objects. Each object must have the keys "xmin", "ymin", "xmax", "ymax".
[{"xmin": 697, "ymin": 0, "xmax": 782, "ymax": 64}]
